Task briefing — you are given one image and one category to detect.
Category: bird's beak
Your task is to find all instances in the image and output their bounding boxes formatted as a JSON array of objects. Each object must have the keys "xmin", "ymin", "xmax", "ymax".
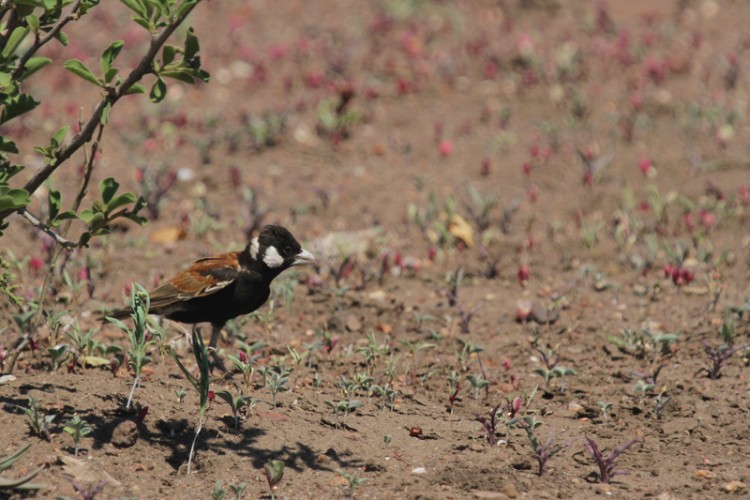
[{"xmin": 292, "ymin": 248, "xmax": 316, "ymax": 266}]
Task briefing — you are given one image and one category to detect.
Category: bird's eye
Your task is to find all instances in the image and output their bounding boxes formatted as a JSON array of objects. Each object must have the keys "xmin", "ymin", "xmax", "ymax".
[{"xmin": 284, "ymin": 246, "xmax": 293, "ymax": 254}]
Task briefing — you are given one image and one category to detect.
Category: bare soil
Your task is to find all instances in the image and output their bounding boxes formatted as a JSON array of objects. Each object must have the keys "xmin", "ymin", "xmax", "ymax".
[{"xmin": 2, "ymin": 1, "xmax": 750, "ymax": 499}]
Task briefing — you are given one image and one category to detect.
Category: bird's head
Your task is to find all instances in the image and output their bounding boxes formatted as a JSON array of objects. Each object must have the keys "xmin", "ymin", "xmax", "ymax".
[{"xmin": 246, "ymin": 225, "xmax": 315, "ymax": 275}]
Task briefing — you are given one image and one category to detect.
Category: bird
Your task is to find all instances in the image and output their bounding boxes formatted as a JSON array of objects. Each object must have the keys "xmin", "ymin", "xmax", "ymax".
[{"xmin": 106, "ymin": 225, "xmax": 315, "ymax": 358}]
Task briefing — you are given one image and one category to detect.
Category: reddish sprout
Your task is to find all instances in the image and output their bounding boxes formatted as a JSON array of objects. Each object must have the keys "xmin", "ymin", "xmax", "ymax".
[
  {"xmin": 739, "ymin": 184, "xmax": 749, "ymax": 205},
  {"xmin": 427, "ymin": 247, "xmax": 437, "ymax": 262},
  {"xmin": 638, "ymin": 158, "xmax": 653, "ymax": 177},
  {"xmin": 582, "ymin": 170, "xmax": 593, "ymax": 187},
  {"xmin": 629, "ymin": 91, "xmax": 643, "ymax": 111},
  {"xmin": 229, "ymin": 166, "xmax": 242, "ymax": 189},
  {"xmin": 480, "ymin": 158, "xmax": 491, "ymax": 177},
  {"xmin": 699, "ymin": 209, "xmax": 716, "ymax": 229},
  {"xmin": 527, "ymin": 185, "xmax": 538, "ymax": 203},
  {"xmin": 510, "ymin": 396, "xmax": 522, "ymax": 417},
  {"xmin": 683, "ymin": 212, "xmax": 695, "ymax": 232},
  {"xmin": 438, "ymin": 140, "xmax": 453, "ymax": 157},
  {"xmin": 268, "ymin": 43, "xmax": 288, "ymax": 61},
  {"xmin": 28, "ymin": 256, "xmax": 44, "ymax": 273},
  {"xmin": 680, "ymin": 268, "xmax": 694, "ymax": 285},
  {"xmin": 663, "ymin": 264, "xmax": 672, "ymax": 278}
]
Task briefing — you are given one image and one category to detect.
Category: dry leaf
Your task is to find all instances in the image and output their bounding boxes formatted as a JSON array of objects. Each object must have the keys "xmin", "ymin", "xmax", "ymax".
[
  {"xmin": 149, "ymin": 226, "xmax": 187, "ymax": 245},
  {"xmin": 448, "ymin": 214, "xmax": 474, "ymax": 247}
]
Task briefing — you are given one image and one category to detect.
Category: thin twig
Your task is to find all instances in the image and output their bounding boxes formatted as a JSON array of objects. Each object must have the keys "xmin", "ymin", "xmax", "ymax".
[
  {"xmin": 19, "ymin": 210, "xmax": 77, "ymax": 248},
  {"xmin": 14, "ymin": 123, "xmax": 105, "ymax": 375},
  {"xmin": 68, "ymin": 122, "xmax": 103, "ymax": 220},
  {"xmin": 0, "ymin": 0, "xmax": 204, "ymax": 223},
  {"xmin": 10, "ymin": 0, "xmax": 84, "ymax": 81}
]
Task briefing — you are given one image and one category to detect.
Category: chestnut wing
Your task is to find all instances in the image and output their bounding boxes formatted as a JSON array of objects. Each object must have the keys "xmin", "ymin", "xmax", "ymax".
[{"xmin": 148, "ymin": 252, "xmax": 241, "ymax": 309}]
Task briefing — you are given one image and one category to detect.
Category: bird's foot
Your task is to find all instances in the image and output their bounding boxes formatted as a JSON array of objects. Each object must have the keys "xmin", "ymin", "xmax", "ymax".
[{"xmin": 209, "ymin": 349, "xmax": 229, "ymax": 375}]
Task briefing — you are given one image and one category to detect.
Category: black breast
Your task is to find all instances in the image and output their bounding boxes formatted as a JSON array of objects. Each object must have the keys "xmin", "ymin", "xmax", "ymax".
[{"xmin": 164, "ymin": 270, "xmax": 271, "ymax": 326}]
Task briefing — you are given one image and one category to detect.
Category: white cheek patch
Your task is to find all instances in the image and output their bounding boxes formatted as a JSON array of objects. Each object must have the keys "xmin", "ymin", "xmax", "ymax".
[
  {"xmin": 250, "ymin": 238, "xmax": 259, "ymax": 260},
  {"xmin": 263, "ymin": 245, "xmax": 284, "ymax": 268}
]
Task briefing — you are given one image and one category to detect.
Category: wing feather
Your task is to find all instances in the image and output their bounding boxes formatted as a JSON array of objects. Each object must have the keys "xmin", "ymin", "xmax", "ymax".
[{"xmin": 147, "ymin": 252, "xmax": 241, "ymax": 310}]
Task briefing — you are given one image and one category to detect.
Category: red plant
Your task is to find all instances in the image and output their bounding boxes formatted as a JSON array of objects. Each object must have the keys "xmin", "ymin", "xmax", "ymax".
[
  {"xmin": 517, "ymin": 263, "xmax": 530, "ymax": 286},
  {"xmin": 438, "ymin": 140, "xmax": 453, "ymax": 157},
  {"xmin": 584, "ymin": 436, "xmax": 640, "ymax": 483}
]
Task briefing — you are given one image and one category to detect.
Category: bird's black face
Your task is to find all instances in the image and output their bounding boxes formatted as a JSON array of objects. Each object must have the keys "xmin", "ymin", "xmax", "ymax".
[{"xmin": 248, "ymin": 225, "xmax": 315, "ymax": 272}]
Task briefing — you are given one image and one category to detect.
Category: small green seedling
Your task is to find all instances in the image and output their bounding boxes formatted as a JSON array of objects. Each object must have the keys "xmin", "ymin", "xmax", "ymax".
[
  {"xmin": 63, "ymin": 415, "xmax": 93, "ymax": 456},
  {"xmin": 336, "ymin": 468, "xmax": 366, "ymax": 498},
  {"xmin": 326, "ymin": 399, "xmax": 363, "ymax": 426},
  {"xmin": 211, "ymin": 480, "xmax": 225, "ymax": 500},
  {"xmin": 172, "ymin": 328, "xmax": 211, "ymax": 474},
  {"xmin": 107, "ymin": 283, "xmax": 154, "ymax": 410},
  {"xmin": 214, "ymin": 389, "xmax": 256, "ymax": 430},
  {"xmin": 263, "ymin": 460, "xmax": 285, "ymax": 500},
  {"xmin": 229, "ymin": 482, "xmax": 248, "ymax": 500},
  {"xmin": 19, "ymin": 397, "xmax": 55, "ymax": 442},
  {"xmin": 266, "ymin": 369, "xmax": 290, "ymax": 407},
  {"xmin": 466, "ymin": 373, "xmax": 489, "ymax": 403}
]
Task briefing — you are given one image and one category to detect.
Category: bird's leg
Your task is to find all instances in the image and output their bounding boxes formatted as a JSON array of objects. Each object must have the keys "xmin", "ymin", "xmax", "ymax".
[
  {"xmin": 208, "ymin": 323, "xmax": 228, "ymax": 373},
  {"xmin": 209, "ymin": 323, "xmax": 222, "ymax": 349}
]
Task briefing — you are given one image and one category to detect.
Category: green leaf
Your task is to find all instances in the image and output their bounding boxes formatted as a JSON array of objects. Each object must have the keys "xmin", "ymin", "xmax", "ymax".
[
  {"xmin": 48, "ymin": 189, "xmax": 61, "ymax": 220},
  {"xmin": 120, "ymin": 0, "xmax": 147, "ymax": 17},
  {"xmin": 159, "ymin": 69, "xmax": 194, "ymax": 84},
  {"xmin": 50, "ymin": 210, "xmax": 77, "ymax": 227},
  {"xmin": 184, "ymin": 27, "xmax": 199, "ymax": 61},
  {"xmin": 99, "ymin": 177, "xmax": 119, "ymax": 204},
  {"xmin": 0, "ymin": 188, "xmax": 31, "ymax": 211},
  {"xmin": 100, "ymin": 40, "xmax": 124, "ymax": 75},
  {"xmin": 132, "ymin": 17, "xmax": 152, "ymax": 31},
  {"xmin": 106, "ymin": 193, "xmax": 136, "ymax": 213},
  {"xmin": 51, "ymin": 125, "xmax": 69, "ymax": 148},
  {"xmin": 77, "ymin": 232, "xmax": 91, "ymax": 247},
  {"xmin": 19, "ymin": 56, "xmax": 52, "ymax": 81},
  {"xmin": 0, "ymin": 137, "xmax": 19, "ymax": 154},
  {"xmin": 0, "ymin": 162, "xmax": 23, "ymax": 183},
  {"xmin": 162, "ymin": 45, "xmax": 176, "ymax": 66},
  {"xmin": 123, "ymin": 83, "xmax": 146, "ymax": 95},
  {"xmin": 0, "ymin": 72, "xmax": 12, "ymax": 89},
  {"xmin": 25, "ymin": 14, "xmax": 40, "ymax": 34},
  {"xmin": 55, "ymin": 30, "xmax": 69, "ymax": 46},
  {"xmin": 0, "ymin": 443, "xmax": 31, "ymax": 472},
  {"xmin": 2, "ymin": 27, "xmax": 30, "ymax": 59},
  {"xmin": 0, "ymin": 94, "xmax": 40, "ymax": 125},
  {"xmin": 103, "ymin": 67, "xmax": 119, "ymax": 84},
  {"xmin": 12, "ymin": 0, "xmax": 47, "ymax": 7},
  {"xmin": 79, "ymin": 208, "xmax": 105, "ymax": 224},
  {"xmin": 149, "ymin": 77, "xmax": 166, "ymax": 103},
  {"xmin": 63, "ymin": 59, "xmax": 102, "ymax": 87},
  {"xmin": 176, "ymin": 0, "xmax": 199, "ymax": 19}
]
